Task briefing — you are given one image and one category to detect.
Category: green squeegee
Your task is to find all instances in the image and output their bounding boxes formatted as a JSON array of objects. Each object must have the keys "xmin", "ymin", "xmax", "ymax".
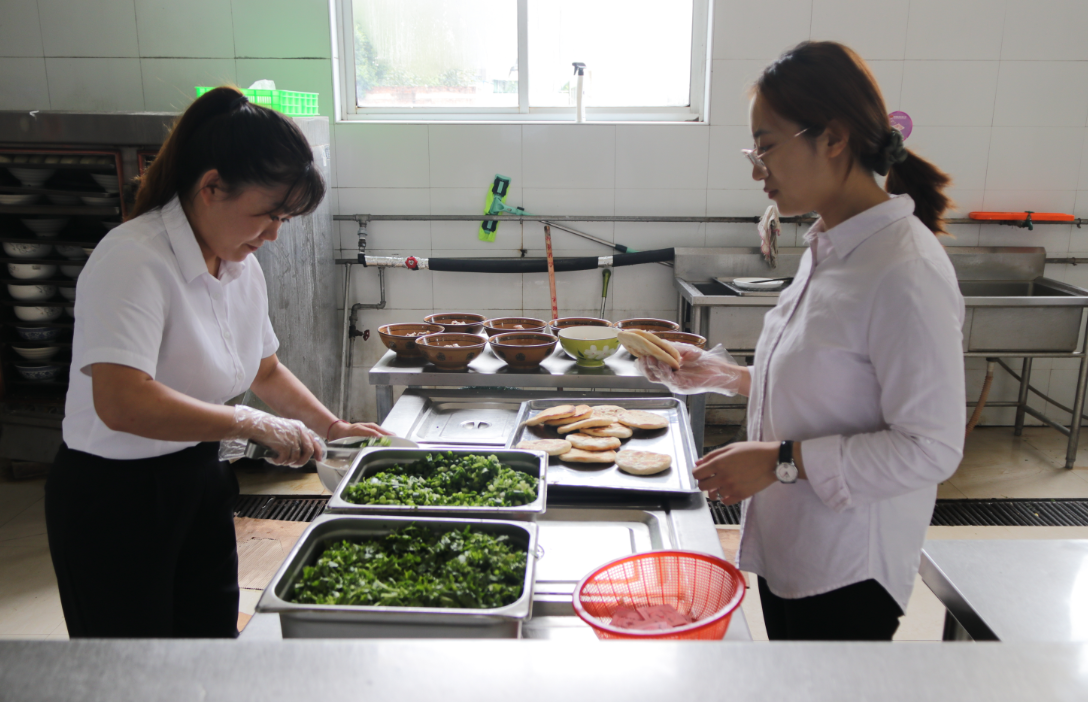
[{"xmin": 479, "ymin": 174, "xmax": 533, "ymax": 242}]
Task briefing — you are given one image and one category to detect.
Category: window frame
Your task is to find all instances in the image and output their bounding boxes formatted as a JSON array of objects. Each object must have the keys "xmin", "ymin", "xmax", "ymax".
[{"xmin": 330, "ymin": 0, "xmax": 713, "ymax": 124}]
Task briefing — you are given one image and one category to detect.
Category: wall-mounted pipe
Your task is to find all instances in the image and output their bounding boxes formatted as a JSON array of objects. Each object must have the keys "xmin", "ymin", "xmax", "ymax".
[
  {"xmin": 337, "ymin": 265, "xmax": 386, "ymax": 420},
  {"xmin": 335, "ymin": 248, "xmax": 674, "ymax": 272},
  {"xmin": 333, "ymin": 213, "xmax": 1086, "ymax": 227}
]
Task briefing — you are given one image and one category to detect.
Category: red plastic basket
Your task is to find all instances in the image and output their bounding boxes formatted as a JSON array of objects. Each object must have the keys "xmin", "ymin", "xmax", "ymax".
[{"xmin": 573, "ymin": 550, "xmax": 746, "ymax": 640}]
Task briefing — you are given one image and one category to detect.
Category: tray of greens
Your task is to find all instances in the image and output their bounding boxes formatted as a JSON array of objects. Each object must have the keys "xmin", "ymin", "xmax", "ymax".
[
  {"xmin": 326, "ymin": 449, "xmax": 547, "ymax": 520},
  {"xmin": 255, "ymin": 514, "xmax": 538, "ymax": 639}
]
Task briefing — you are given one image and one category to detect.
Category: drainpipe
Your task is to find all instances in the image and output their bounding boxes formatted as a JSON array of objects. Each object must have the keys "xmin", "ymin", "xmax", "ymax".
[{"xmin": 337, "ymin": 265, "xmax": 386, "ymax": 419}]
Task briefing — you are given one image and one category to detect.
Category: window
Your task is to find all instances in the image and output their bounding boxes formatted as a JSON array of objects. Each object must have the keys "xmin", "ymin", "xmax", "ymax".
[{"xmin": 333, "ymin": 0, "xmax": 712, "ymax": 122}]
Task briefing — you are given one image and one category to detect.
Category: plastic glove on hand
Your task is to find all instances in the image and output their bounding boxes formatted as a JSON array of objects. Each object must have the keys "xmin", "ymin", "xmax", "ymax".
[
  {"xmin": 635, "ymin": 343, "xmax": 745, "ymax": 396},
  {"xmin": 228, "ymin": 405, "xmax": 324, "ymax": 468}
]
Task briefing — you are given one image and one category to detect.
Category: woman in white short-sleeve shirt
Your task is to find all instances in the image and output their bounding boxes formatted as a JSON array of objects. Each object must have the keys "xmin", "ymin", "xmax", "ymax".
[
  {"xmin": 638, "ymin": 42, "xmax": 965, "ymax": 640},
  {"xmin": 45, "ymin": 87, "xmax": 390, "ymax": 639}
]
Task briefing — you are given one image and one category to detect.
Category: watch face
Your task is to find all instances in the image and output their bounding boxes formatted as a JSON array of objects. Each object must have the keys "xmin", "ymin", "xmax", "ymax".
[{"xmin": 776, "ymin": 462, "xmax": 798, "ymax": 483}]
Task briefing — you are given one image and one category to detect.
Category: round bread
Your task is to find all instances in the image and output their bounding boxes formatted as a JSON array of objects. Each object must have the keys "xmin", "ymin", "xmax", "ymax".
[
  {"xmin": 525, "ymin": 404, "xmax": 576, "ymax": 426},
  {"xmin": 567, "ymin": 433, "xmax": 622, "ymax": 451},
  {"xmin": 615, "ymin": 450, "xmax": 672, "ymax": 476},
  {"xmin": 517, "ymin": 439, "xmax": 572, "ymax": 456},
  {"xmin": 617, "ymin": 329, "xmax": 680, "ymax": 370},
  {"xmin": 582, "ymin": 423, "xmax": 634, "ymax": 439},
  {"xmin": 617, "ymin": 410, "xmax": 669, "ymax": 431},
  {"xmin": 557, "ymin": 416, "xmax": 615, "ymax": 434},
  {"xmin": 590, "ymin": 405, "xmax": 628, "ymax": 419},
  {"xmin": 559, "ymin": 448, "xmax": 617, "ymax": 464},
  {"xmin": 544, "ymin": 405, "xmax": 593, "ymax": 425}
]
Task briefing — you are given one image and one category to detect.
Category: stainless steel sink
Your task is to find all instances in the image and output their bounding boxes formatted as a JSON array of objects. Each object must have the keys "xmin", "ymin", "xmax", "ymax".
[{"xmin": 960, "ymin": 278, "xmax": 1088, "ymax": 353}]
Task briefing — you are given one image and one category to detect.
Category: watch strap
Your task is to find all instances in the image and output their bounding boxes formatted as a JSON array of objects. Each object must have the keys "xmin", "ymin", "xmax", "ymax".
[{"xmin": 778, "ymin": 440, "xmax": 793, "ymax": 465}]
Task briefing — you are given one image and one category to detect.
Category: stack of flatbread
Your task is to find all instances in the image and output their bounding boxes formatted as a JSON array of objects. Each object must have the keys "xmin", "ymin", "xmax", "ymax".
[{"xmin": 516, "ymin": 403, "xmax": 673, "ymax": 476}]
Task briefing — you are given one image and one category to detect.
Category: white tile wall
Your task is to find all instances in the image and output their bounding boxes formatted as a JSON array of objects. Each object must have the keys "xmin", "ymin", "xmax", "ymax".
[
  {"xmin": 522, "ymin": 125, "xmax": 616, "ymax": 189},
  {"xmin": 899, "ymin": 61, "xmax": 1000, "ymax": 127},
  {"xmin": 0, "ymin": 2, "xmax": 45, "ymax": 57},
  {"xmin": 993, "ymin": 61, "xmax": 1088, "ymax": 128},
  {"xmin": 810, "ymin": 0, "xmax": 911, "ymax": 61},
  {"xmin": 45, "ymin": 58, "xmax": 144, "ymax": 111},
  {"xmin": 1000, "ymin": 0, "xmax": 1088, "ymax": 61},
  {"xmin": 134, "ymin": 0, "xmax": 235, "ymax": 58},
  {"xmin": 141, "ymin": 58, "xmax": 236, "ymax": 112},
  {"xmin": 0, "ymin": 58, "xmax": 49, "ymax": 109},
  {"xmin": 38, "ymin": 0, "xmax": 139, "ymax": 58},
  {"xmin": 712, "ymin": 0, "xmax": 812, "ymax": 61},
  {"xmin": 231, "ymin": 0, "xmax": 332, "ymax": 59},
  {"xmin": 904, "ymin": 0, "xmax": 1006, "ymax": 61},
  {"xmin": 9, "ymin": 0, "xmax": 1088, "ymax": 426},
  {"xmin": 615, "ymin": 126, "xmax": 710, "ymax": 190}
]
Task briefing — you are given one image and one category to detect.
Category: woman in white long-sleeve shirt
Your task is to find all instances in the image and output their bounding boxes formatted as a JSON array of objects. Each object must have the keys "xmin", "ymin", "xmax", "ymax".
[{"xmin": 642, "ymin": 42, "xmax": 965, "ymax": 640}]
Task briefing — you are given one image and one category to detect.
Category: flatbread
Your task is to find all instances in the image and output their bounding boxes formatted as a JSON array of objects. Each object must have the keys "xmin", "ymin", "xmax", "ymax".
[
  {"xmin": 617, "ymin": 329, "xmax": 680, "ymax": 370},
  {"xmin": 543, "ymin": 405, "xmax": 592, "ymax": 425},
  {"xmin": 582, "ymin": 423, "xmax": 634, "ymax": 439},
  {"xmin": 525, "ymin": 405, "xmax": 576, "ymax": 427},
  {"xmin": 615, "ymin": 450, "xmax": 672, "ymax": 476},
  {"xmin": 590, "ymin": 405, "xmax": 628, "ymax": 420},
  {"xmin": 557, "ymin": 417, "xmax": 615, "ymax": 434},
  {"xmin": 516, "ymin": 439, "xmax": 572, "ymax": 456},
  {"xmin": 559, "ymin": 448, "xmax": 617, "ymax": 464},
  {"xmin": 567, "ymin": 433, "xmax": 622, "ymax": 451},
  {"xmin": 617, "ymin": 410, "xmax": 669, "ymax": 431}
]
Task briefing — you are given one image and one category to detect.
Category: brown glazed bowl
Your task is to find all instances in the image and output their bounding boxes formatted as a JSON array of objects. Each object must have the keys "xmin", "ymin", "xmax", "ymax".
[
  {"xmin": 378, "ymin": 323, "xmax": 444, "ymax": 358},
  {"xmin": 653, "ymin": 330, "xmax": 707, "ymax": 349},
  {"xmin": 424, "ymin": 312, "xmax": 486, "ymax": 335},
  {"xmin": 415, "ymin": 332, "xmax": 487, "ymax": 371},
  {"xmin": 548, "ymin": 316, "xmax": 612, "ymax": 336},
  {"xmin": 482, "ymin": 316, "xmax": 548, "ymax": 337},
  {"xmin": 489, "ymin": 332, "xmax": 558, "ymax": 369},
  {"xmin": 615, "ymin": 317, "xmax": 681, "ymax": 333}
]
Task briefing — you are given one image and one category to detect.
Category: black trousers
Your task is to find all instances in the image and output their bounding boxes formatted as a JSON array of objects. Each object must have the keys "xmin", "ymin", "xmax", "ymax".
[
  {"xmin": 758, "ymin": 576, "xmax": 903, "ymax": 641},
  {"xmin": 45, "ymin": 442, "xmax": 240, "ymax": 638}
]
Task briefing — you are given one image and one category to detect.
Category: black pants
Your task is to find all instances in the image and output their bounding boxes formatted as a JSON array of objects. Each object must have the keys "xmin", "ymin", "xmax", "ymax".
[
  {"xmin": 45, "ymin": 442, "xmax": 240, "ymax": 638},
  {"xmin": 758, "ymin": 576, "xmax": 903, "ymax": 641}
]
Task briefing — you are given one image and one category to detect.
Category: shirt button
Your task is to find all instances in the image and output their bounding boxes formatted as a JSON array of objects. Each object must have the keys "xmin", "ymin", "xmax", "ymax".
[{"xmin": 224, "ymin": 331, "xmax": 231, "ymax": 340}]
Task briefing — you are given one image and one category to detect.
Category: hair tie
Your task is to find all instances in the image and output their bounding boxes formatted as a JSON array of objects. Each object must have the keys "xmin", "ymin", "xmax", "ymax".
[
  {"xmin": 874, "ymin": 129, "xmax": 908, "ymax": 176},
  {"xmin": 229, "ymin": 95, "xmax": 249, "ymax": 111}
]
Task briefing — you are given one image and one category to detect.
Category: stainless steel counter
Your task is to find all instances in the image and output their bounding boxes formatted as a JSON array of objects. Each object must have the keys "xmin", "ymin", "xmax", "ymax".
[
  {"xmin": 921, "ymin": 539, "xmax": 1088, "ymax": 642},
  {"xmin": 4, "ymin": 639, "xmax": 1087, "ymax": 701},
  {"xmin": 369, "ymin": 346, "xmax": 710, "ymax": 452}
]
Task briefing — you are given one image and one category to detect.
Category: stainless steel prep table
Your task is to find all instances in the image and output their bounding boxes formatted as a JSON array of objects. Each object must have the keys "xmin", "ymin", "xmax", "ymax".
[
  {"xmin": 5, "ymin": 640, "xmax": 1088, "ymax": 701},
  {"xmin": 368, "ymin": 345, "xmax": 710, "ymax": 452},
  {"xmin": 243, "ymin": 386, "xmax": 750, "ymax": 641},
  {"xmin": 921, "ymin": 539, "xmax": 1088, "ymax": 642}
]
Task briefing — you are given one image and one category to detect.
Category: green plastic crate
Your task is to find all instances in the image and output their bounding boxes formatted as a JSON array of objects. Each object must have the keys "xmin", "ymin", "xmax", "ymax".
[{"xmin": 194, "ymin": 86, "xmax": 319, "ymax": 116}]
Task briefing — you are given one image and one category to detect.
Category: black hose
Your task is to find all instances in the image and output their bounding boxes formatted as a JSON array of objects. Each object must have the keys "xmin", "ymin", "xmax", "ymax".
[{"xmin": 427, "ymin": 247, "xmax": 674, "ymax": 273}]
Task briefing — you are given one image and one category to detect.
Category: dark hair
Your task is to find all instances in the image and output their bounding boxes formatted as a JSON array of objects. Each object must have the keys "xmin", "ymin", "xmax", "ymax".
[
  {"xmin": 130, "ymin": 86, "xmax": 325, "ymax": 220},
  {"xmin": 755, "ymin": 41, "xmax": 952, "ymax": 235}
]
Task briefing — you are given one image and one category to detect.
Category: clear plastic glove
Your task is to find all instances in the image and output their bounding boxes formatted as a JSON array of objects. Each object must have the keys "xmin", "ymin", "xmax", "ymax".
[
  {"xmin": 635, "ymin": 343, "xmax": 746, "ymax": 396},
  {"xmin": 223, "ymin": 405, "xmax": 324, "ymax": 468}
]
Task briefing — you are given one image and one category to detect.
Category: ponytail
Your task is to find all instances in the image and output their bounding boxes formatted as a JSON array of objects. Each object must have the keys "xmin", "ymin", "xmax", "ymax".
[
  {"xmin": 886, "ymin": 150, "xmax": 953, "ymax": 236},
  {"xmin": 756, "ymin": 41, "xmax": 954, "ymax": 236},
  {"xmin": 130, "ymin": 86, "xmax": 324, "ymax": 220}
]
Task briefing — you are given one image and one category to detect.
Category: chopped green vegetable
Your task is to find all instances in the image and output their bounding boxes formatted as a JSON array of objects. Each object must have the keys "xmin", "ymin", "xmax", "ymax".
[
  {"xmin": 290, "ymin": 524, "xmax": 527, "ymax": 608},
  {"xmin": 342, "ymin": 451, "xmax": 538, "ymax": 508},
  {"xmin": 365, "ymin": 436, "xmax": 392, "ymax": 447}
]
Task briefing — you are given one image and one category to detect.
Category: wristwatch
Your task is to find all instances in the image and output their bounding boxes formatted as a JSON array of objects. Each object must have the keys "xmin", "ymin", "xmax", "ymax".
[{"xmin": 775, "ymin": 441, "xmax": 799, "ymax": 484}]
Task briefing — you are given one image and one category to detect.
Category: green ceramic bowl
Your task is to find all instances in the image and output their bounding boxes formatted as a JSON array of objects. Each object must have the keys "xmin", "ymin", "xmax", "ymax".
[{"xmin": 557, "ymin": 326, "xmax": 620, "ymax": 367}]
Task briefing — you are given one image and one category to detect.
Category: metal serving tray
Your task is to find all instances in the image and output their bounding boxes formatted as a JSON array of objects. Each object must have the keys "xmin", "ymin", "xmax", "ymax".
[
  {"xmin": 325, "ymin": 448, "xmax": 547, "ymax": 519},
  {"xmin": 255, "ymin": 514, "xmax": 538, "ymax": 639},
  {"xmin": 506, "ymin": 397, "xmax": 701, "ymax": 497}
]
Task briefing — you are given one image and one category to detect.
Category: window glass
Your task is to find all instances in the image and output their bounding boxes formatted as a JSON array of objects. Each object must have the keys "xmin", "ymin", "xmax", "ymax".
[
  {"xmin": 526, "ymin": 0, "xmax": 693, "ymax": 107},
  {"xmin": 352, "ymin": 0, "xmax": 519, "ymax": 108}
]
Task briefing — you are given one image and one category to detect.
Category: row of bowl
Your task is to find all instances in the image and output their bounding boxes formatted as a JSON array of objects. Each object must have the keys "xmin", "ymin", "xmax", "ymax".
[
  {"xmin": 4, "ymin": 167, "xmax": 120, "ymax": 193},
  {"xmin": 378, "ymin": 314, "xmax": 707, "ymax": 371},
  {"xmin": 7, "ymin": 283, "xmax": 75, "ymax": 302},
  {"xmin": 0, "ymin": 192, "xmax": 120, "ymax": 207},
  {"xmin": 3, "ymin": 242, "xmax": 92, "ymax": 260},
  {"xmin": 9, "ymin": 304, "xmax": 75, "ymax": 322},
  {"xmin": 7, "ymin": 262, "xmax": 83, "ymax": 280}
]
